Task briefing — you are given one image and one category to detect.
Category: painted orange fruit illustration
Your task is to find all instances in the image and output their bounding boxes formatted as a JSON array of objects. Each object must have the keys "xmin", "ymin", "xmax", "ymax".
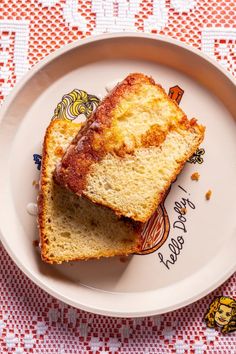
[{"xmin": 137, "ymin": 195, "xmax": 170, "ymax": 254}]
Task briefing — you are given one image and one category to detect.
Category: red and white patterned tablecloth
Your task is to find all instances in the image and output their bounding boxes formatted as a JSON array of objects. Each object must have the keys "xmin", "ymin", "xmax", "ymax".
[{"xmin": 0, "ymin": 1, "xmax": 236, "ymax": 353}]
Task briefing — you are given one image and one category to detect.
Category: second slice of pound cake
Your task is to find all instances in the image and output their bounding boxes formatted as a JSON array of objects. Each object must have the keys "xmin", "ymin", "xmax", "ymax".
[{"xmin": 38, "ymin": 119, "xmax": 141, "ymax": 264}]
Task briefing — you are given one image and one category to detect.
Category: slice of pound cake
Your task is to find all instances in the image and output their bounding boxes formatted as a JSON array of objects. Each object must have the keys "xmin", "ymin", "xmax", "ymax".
[
  {"xmin": 54, "ymin": 73, "xmax": 205, "ymax": 223},
  {"xmin": 38, "ymin": 119, "xmax": 141, "ymax": 264}
]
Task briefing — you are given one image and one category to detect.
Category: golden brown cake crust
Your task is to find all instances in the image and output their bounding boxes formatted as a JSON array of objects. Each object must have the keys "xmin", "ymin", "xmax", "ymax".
[{"xmin": 38, "ymin": 119, "xmax": 56, "ymax": 262}]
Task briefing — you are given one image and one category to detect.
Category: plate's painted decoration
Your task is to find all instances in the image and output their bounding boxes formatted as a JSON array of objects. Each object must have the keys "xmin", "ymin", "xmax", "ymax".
[
  {"xmin": 138, "ymin": 197, "xmax": 170, "ymax": 255},
  {"xmin": 52, "ymin": 89, "xmax": 100, "ymax": 121},
  {"xmin": 204, "ymin": 297, "xmax": 236, "ymax": 334},
  {"xmin": 188, "ymin": 147, "xmax": 205, "ymax": 164},
  {"xmin": 168, "ymin": 85, "xmax": 184, "ymax": 104},
  {"xmin": 33, "ymin": 154, "xmax": 42, "ymax": 170}
]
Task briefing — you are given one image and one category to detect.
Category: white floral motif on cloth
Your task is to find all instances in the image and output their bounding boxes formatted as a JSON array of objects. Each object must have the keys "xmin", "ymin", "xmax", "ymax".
[
  {"xmin": 0, "ymin": 20, "xmax": 29, "ymax": 98},
  {"xmin": 202, "ymin": 27, "xmax": 236, "ymax": 76},
  {"xmin": 92, "ymin": 0, "xmax": 142, "ymax": 33}
]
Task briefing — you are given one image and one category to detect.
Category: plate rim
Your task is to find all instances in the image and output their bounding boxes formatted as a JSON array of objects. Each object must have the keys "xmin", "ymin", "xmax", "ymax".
[
  {"xmin": 0, "ymin": 32, "xmax": 235, "ymax": 317},
  {"xmin": 1, "ymin": 32, "xmax": 235, "ymax": 122}
]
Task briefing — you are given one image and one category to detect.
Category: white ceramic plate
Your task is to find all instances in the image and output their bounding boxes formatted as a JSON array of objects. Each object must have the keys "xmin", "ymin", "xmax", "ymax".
[{"xmin": 0, "ymin": 33, "xmax": 235, "ymax": 317}]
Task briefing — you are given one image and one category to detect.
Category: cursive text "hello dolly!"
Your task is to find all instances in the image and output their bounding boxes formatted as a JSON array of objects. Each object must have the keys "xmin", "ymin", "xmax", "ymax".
[{"xmin": 158, "ymin": 185, "xmax": 195, "ymax": 270}]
